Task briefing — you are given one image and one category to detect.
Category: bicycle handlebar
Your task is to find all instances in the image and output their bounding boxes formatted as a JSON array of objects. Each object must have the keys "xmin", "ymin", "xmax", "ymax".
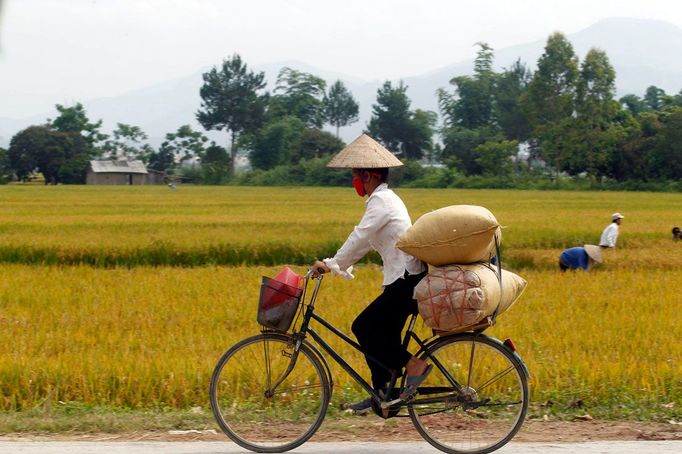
[{"xmin": 307, "ymin": 266, "xmax": 327, "ymax": 280}]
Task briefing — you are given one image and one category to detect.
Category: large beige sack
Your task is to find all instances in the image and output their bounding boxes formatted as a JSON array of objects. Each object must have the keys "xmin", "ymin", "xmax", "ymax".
[
  {"xmin": 397, "ymin": 205, "xmax": 501, "ymax": 266},
  {"xmin": 415, "ymin": 264, "xmax": 527, "ymax": 332}
]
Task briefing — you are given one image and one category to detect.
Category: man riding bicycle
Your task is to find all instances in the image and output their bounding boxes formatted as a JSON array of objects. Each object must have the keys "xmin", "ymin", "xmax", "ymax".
[{"xmin": 312, "ymin": 134, "xmax": 431, "ymax": 413}]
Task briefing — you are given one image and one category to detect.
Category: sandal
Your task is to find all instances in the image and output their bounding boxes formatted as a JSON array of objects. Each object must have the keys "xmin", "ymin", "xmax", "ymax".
[{"xmin": 380, "ymin": 364, "xmax": 433, "ymax": 408}]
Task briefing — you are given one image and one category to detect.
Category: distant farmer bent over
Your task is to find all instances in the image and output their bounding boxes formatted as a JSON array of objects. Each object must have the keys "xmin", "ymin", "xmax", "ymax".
[{"xmin": 559, "ymin": 245, "xmax": 603, "ymax": 271}]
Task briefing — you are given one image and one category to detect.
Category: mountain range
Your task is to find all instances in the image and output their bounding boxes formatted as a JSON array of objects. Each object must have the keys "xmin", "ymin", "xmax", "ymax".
[{"xmin": 2, "ymin": 17, "xmax": 682, "ymax": 148}]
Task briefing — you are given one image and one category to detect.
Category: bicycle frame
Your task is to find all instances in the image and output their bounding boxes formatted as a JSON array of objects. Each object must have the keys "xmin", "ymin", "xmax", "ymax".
[{"xmin": 283, "ymin": 270, "xmax": 468, "ymax": 408}]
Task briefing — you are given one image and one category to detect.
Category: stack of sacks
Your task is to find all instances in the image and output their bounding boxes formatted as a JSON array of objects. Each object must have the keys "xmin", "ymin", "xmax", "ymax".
[
  {"xmin": 397, "ymin": 205, "xmax": 526, "ymax": 332},
  {"xmin": 413, "ymin": 265, "xmax": 527, "ymax": 332}
]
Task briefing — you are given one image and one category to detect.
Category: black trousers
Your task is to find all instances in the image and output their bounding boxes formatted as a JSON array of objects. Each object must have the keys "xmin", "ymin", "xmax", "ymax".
[{"xmin": 351, "ymin": 271, "xmax": 426, "ymax": 389}]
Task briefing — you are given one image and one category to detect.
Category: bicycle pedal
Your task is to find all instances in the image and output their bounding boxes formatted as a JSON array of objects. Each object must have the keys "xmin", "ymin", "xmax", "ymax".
[{"xmin": 380, "ymin": 397, "xmax": 402, "ymax": 409}]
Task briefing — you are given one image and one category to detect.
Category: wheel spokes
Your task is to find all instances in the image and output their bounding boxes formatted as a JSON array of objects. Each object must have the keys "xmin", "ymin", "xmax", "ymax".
[
  {"xmin": 408, "ymin": 336, "xmax": 528, "ymax": 454},
  {"xmin": 210, "ymin": 335, "xmax": 330, "ymax": 452}
]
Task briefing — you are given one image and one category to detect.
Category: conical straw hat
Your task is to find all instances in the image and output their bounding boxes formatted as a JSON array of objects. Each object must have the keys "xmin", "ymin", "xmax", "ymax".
[
  {"xmin": 584, "ymin": 244, "xmax": 603, "ymax": 263},
  {"xmin": 326, "ymin": 134, "xmax": 403, "ymax": 168}
]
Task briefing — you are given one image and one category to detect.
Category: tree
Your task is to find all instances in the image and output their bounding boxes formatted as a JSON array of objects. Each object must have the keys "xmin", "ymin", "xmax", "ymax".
[
  {"xmin": 576, "ymin": 48, "xmax": 617, "ymax": 120},
  {"xmin": 202, "ymin": 143, "xmax": 231, "ymax": 184},
  {"xmin": 438, "ymin": 42, "xmax": 496, "ymax": 130},
  {"xmin": 147, "ymin": 147, "xmax": 175, "ymax": 173},
  {"xmin": 643, "ymin": 86, "xmax": 666, "ymax": 111},
  {"xmin": 323, "ymin": 80, "xmax": 359, "ymax": 137},
  {"xmin": 0, "ymin": 147, "xmax": 13, "ymax": 183},
  {"xmin": 522, "ymin": 32, "xmax": 578, "ymax": 128},
  {"xmin": 620, "ymin": 94, "xmax": 650, "ymax": 116},
  {"xmin": 367, "ymin": 81, "xmax": 433, "ymax": 161},
  {"xmin": 47, "ymin": 102, "xmax": 107, "ymax": 149},
  {"xmin": 203, "ymin": 142, "xmax": 230, "ymax": 165},
  {"xmin": 495, "ymin": 59, "xmax": 532, "ymax": 141},
  {"xmin": 249, "ymin": 116, "xmax": 306, "ymax": 170},
  {"xmin": 404, "ymin": 109, "xmax": 437, "ymax": 162},
  {"xmin": 440, "ymin": 125, "xmax": 502, "ymax": 174},
  {"xmin": 8, "ymin": 125, "xmax": 93, "ymax": 184},
  {"xmin": 368, "ymin": 81, "xmax": 411, "ymax": 155},
  {"xmin": 8, "ymin": 126, "xmax": 45, "ymax": 181},
  {"xmin": 649, "ymin": 107, "xmax": 682, "ymax": 179},
  {"xmin": 55, "ymin": 133, "xmax": 94, "ymax": 184},
  {"xmin": 41, "ymin": 131, "xmax": 92, "ymax": 184},
  {"xmin": 474, "ymin": 140, "xmax": 519, "ymax": 177},
  {"xmin": 672, "ymin": 89, "xmax": 682, "ymax": 107},
  {"xmin": 550, "ymin": 47, "xmax": 622, "ymax": 178},
  {"xmin": 197, "ymin": 54, "xmax": 268, "ymax": 172},
  {"xmin": 560, "ymin": 119, "xmax": 626, "ymax": 178},
  {"xmin": 103, "ymin": 123, "xmax": 152, "ymax": 161},
  {"xmin": 521, "ymin": 32, "xmax": 579, "ymax": 173},
  {"xmin": 296, "ymin": 129, "xmax": 345, "ymax": 162},
  {"xmin": 607, "ymin": 113, "xmax": 653, "ymax": 181},
  {"xmin": 269, "ymin": 67, "xmax": 327, "ymax": 128},
  {"xmin": 160, "ymin": 125, "xmax": 209, "ymax": 164},
  {"xmin": 437, "ymin": 43, "xmax": 523, "ymax": 173},
  {"xmin": 41, "ymin": 103, "xmax": 107, "ymax": 181}
]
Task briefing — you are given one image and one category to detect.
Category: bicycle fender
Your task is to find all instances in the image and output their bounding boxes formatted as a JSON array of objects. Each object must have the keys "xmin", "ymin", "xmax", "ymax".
[
  {"xmin": 492, "ymin": 336, "xmax": 531, "ymax": 379},
  {"xmin": 421, "ymin": 332, "xmax": 531, "ymax": 379},
  {"xmin": 512, "ymin": 351, "xmax": 531, "ymax": 379}
]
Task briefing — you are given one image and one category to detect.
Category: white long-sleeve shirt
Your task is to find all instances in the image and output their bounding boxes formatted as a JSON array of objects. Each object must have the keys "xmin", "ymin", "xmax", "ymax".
[
  {"xmin": 599, "ymin": 223, "xmax": 619, "ymax": 247},
  {"xmin": 324, "ymin": 183, "xmax": 425, "ymax": 287}
]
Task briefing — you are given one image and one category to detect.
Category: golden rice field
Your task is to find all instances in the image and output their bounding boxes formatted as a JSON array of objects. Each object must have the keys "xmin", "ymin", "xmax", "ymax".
[
  {"xmin": 0, "ymin": 185, "xmax": 681, "ymax": 421},
  {"xmin": 0, "ymin": 185, "xmax": 680, "ymax": 269}
]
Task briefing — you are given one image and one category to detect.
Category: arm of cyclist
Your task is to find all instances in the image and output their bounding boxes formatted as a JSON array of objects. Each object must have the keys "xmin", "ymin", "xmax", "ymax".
[{"xmin": 314, "ymin": 196, "xmax": 388, "ymax": 280}]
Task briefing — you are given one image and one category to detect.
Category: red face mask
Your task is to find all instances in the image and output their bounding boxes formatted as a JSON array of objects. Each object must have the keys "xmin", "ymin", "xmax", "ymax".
[{"xmin": 352, "ymin": 177, "xmax": 366, "ymax": 197}]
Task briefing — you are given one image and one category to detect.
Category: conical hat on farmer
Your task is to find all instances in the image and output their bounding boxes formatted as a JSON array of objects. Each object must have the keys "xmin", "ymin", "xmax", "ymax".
[
  {"xmin": 326, "ymin": 134, "xmax": 403, "ymax": 168},
  {"xmin": 584, "ymin": 245, "xmax": 603, "ymax": 263}
]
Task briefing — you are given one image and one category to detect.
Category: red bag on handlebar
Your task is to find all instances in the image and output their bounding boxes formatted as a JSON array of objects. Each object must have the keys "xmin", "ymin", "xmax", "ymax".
[{"xmin": 257, "ymin": 267, "xmax": 304, "ymax": 332}]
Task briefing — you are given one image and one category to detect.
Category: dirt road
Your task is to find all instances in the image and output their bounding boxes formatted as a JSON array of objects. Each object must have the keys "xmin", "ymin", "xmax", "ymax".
[
  {"xmin": 2, "ymin": 440, "xmax": 682, "ymax": 453},
  {"xmin": 2, "ymin": 420, "xmax": 681, "ymax": 453}
]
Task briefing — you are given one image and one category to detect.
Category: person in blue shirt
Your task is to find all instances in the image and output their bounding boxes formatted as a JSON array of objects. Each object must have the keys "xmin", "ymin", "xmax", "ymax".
[{"xmin": 559, "ymin": 245, "xmax": 603, "ymax": 271}]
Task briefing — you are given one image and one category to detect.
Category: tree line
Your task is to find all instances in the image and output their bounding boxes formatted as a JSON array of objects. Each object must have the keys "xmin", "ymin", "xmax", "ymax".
[
  {"xmin": 2, "ymin": 32, "xmax": 682, "ymax": 187},
  {"xmin": 0, "ymin": 60, "xmax": 360, "ymax": 184}
]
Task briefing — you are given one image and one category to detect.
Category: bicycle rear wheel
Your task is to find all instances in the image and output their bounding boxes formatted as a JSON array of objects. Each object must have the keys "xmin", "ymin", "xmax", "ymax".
[
  {"xmin": 210, "ymin": 333, "xmax": 330, "ymax": 453},
  {"xmin": 409, "ymin": 333, "xmax": 528, "ymax": 454}
]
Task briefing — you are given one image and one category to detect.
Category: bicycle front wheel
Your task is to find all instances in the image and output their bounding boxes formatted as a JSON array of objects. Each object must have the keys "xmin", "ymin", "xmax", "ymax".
[
  {"xmin": 409, "ymin": 333, "xmax": 529, "ymax": 454},
  {"xmin": 210, "ymin": 333, "xmax": 330, "ymax": 453}
]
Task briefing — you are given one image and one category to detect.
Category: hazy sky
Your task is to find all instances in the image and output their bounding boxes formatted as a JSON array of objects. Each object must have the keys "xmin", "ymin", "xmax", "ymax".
[{"xmin": 2, "ymin": 0, "xmax": 682, "ymax": 118}]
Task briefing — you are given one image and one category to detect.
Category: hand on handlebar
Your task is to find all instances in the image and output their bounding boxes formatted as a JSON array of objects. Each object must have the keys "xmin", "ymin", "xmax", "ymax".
[{"xmin": 311, "ymin": 260, "xmax": 330, "ymax": 278}]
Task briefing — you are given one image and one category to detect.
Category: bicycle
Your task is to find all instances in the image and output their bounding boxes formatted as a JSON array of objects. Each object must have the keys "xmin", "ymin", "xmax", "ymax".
[{"xmin": 210, "ymin": 268, "xmax": 530, "ymax": 454}]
